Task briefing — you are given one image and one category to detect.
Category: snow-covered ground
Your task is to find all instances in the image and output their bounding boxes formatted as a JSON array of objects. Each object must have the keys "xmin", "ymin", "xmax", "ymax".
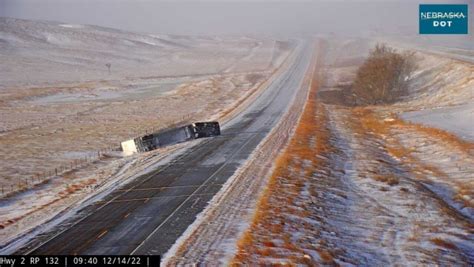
[
  {"xmin": 161, "ymin": 38, "xmax": 473, "ymax": 265},
  {"xmin": 0, "ymin": 17, "xmax": 293, "ymax": 249},
  {"xmin": 163, "ymin": 43, "xmax": 316, "ymax": 265},
  {"xmin": 230, "ymin": 39, "xmax": 473, "ymax": 265},
  {"xmin": 1, "ymin": 17, "xmax": 471, "ymax": 264},
  {"xmin": 402, "ymin": 103, "xmax": 474, "ymax": 142},
  {"xmin": 0, "ymin": 17, "xmax": 285, "ymax": 88},
  {"xmin": 0, "ymin": 73, "xmax": 272, "ymax": 190},
  {"xmin": 391, "ymin": 50, "xmax": 474, "ymax": 142},
  {"xmin": 0, "ymin": 17, "xmax": 292, "ymax": 189}
]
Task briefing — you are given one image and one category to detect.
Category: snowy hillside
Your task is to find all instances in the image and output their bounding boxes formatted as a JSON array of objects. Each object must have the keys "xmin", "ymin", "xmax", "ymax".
[{"xmin": 0, "ymin": 17, "xmax": 281, "ymax": 88}]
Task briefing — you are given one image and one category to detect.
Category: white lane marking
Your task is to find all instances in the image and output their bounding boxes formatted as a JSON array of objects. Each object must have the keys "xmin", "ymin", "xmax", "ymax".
[
  {"xmin": 130, "ymin": 130, "xmax": 262, "ymax": 255},
  {"xmin": 24, "ymin": 138, "xmax": 214, "ymax": 255}
]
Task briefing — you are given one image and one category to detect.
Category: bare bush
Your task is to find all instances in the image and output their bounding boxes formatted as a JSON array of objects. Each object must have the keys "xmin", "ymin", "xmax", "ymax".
[{"xmin": 352, "ymin": 43, "xmax": 416, "ymax": 105}]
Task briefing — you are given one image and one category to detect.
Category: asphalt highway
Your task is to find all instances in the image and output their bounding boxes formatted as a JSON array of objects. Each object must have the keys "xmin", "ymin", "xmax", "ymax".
[{"xmin": 21, "ymin": 40, "xmax": 313, "ymax": 256}]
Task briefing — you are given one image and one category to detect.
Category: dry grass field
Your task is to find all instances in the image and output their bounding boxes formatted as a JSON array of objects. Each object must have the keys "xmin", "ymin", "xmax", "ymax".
[{"xmin": 233, "ymin": 39, "xmax": 473, "ymax": 265}]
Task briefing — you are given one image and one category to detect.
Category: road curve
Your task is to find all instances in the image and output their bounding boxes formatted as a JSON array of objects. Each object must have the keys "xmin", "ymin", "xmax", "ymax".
[{"xmin": 20, "ymin": 40, "xmax": 313, "ymax": 256}]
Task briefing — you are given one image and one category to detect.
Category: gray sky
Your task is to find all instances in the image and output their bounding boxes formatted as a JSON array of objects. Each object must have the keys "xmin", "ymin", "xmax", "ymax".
[{"xmin": 0, "ymin": 0, "xmax": 471, "ymax": 36}]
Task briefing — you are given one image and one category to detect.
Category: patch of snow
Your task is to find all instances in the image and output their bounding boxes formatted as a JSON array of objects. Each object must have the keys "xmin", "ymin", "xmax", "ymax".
[
  {"xmin": 402, "ymin": 103, "xmax": 474, "ymax": 142},
  {"xmin": 59, "ymin": 24, "xmax": 84, "ymax": 29}
]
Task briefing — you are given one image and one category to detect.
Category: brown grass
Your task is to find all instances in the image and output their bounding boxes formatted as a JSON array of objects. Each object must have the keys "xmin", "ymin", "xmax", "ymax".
[
  {"xmin": 392, "ymin": 117, "xmax": 474, "ymax": 155},
  {"xmin": 318, "ymin": 249, "xmax": 335, "ymax": 263},
  {"xmin": 233, "ymin": 42, "xmax": 472, "ymax": 264},
  {"xmin": 373, "ymin": 174, "xmax": 399, "ymax": 186},
  {"xmin": 233, "ymin": 43, "xmax": 336, "ymax": 264},
  {"xmin": 351, "ymin": 107, "xmax": 474, "ymax": 215},
  {"xmin": 430, "ymin": 237, "xmax": 457, "ymax": 250},
  {"xmin": 352, "ymin": 108, "xmax": 445, "ymax": 176}
]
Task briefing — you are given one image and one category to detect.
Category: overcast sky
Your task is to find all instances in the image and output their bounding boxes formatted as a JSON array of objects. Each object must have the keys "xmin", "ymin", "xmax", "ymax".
[{"xmin": 0, "ymin": 0, "xmax": 471, "ymax": 36}]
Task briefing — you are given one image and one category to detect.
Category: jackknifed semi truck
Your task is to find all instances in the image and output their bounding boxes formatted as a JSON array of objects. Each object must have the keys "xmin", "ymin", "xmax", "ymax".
[{"xmin": 121, "ymin": 121, "xmax": 221, "ymax": 155}]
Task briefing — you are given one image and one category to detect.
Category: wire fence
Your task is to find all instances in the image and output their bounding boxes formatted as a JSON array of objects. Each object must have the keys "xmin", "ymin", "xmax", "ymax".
[{"xmin": 0, "ymin": 114, "xmax": 194, "ymax": 199}]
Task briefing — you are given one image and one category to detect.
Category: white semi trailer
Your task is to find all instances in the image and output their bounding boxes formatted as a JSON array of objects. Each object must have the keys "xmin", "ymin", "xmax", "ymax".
[{"xmin": 121, "ymin": 122, "xmax": 220, "ymax": 155}]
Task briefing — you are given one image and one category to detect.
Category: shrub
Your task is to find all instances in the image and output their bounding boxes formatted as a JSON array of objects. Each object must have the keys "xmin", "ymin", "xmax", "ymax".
[{"xmin": 352, "ymin": 44, "xmax": 416, "ymax": 105}]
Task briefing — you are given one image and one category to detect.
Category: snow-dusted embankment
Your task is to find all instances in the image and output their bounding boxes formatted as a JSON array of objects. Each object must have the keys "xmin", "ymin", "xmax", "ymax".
[
  {"xmin": 232, "ymin": 39, "xmax": 473, "ymax": 265},
  {"xmin": 395, "ymin": 52, "xmax": 474, "ymax": 141},
  {"xmin": 162, "ymin": 42, "xmax": 319, "ymax": 265},
  {"xmin": 0, "ymin": 17, "xmax": 295, "ymax": 251}
]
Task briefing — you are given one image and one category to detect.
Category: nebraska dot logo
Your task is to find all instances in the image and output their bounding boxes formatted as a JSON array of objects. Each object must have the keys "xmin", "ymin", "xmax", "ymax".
[{"xmin": 419, "ymin": 4, "xmax": 468, "ymax": 34}]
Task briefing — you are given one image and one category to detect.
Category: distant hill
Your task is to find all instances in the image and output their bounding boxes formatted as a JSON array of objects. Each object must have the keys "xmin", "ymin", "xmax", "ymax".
[{"xmin": 0, "ymin": 17, "xmax": 278, "ymax": 88}]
